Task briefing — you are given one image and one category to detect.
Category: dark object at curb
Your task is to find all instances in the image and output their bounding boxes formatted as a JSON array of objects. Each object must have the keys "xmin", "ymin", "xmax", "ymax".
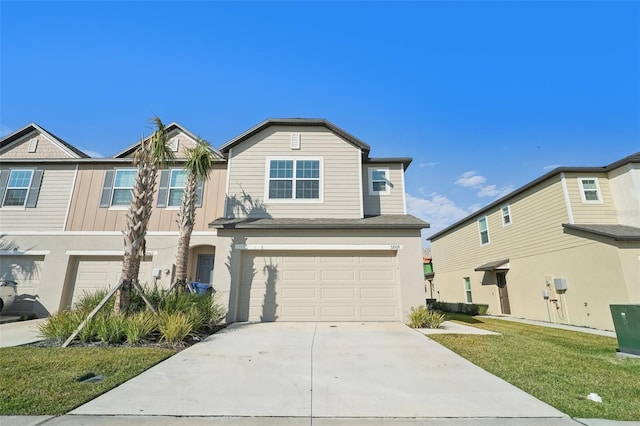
[{"xmin": 76, "ymin": 372, "xmax": 104, "ymax": 383}]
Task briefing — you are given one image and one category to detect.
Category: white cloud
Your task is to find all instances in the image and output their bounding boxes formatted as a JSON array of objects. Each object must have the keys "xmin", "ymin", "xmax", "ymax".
[
  {"xmin": 419, "ymin": 161, "xmax": 438, "ymax": 168},
  {"xmin": 78, "ymin": 148, "xmax": 105, "ymax": 158},
  {"xmin": 543, "ymin": 164, "xmax": 561, "ymax": 171},
  {"xmin": 406, "ymin": 192, "xmax": 474, "ymax": 239},
  {"xmin": 455, "ymin": 171, "xmax": 486, "ymax": 188}
]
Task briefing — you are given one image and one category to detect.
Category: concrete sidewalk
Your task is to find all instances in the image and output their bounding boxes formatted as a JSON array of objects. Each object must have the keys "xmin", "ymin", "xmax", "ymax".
[{"xmin": 480, "ymin": 316, "xmax": 616, "ymax": 338}]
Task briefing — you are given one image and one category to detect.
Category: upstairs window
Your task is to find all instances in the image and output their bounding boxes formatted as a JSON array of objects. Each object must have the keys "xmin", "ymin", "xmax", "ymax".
[
  {"xmin": 578, "ymin": 178, "xmax": 602, "ymax": 203},
  {"xmin": 368, "ymin": 168, "xmax": 390, "ymax": 195},
  {"xmin": 111, "ymin": 170, "xmax": 136, "ymax": 206},
  {"xmin": 501, "ymin": 205, "xmax": 512, "ymax": 226},
  {"xmin": 0, "ymin": 169, "xmax": 43, "ymax": 208},
  {"xmin": 478, "ymin": 216, "xmax": 490, "ymax": 245},
  {"xmin": 168, "ymin": 169, "xmax": 187, "ymax": 207},
  {"xmin": 267, "ymin": 159, "xmax": 321, "ymax": 201}
]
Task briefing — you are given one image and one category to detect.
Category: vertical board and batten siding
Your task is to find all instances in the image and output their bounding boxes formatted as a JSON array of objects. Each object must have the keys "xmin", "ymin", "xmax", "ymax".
[
  {"xmin": 65, "ymin": 164, "xmax": 227, "ymax": 232},
  {"xmin": 0, "ymin": 165, "xmax": 76, "ymax": 231},
  {"xmin": 227, "ymin": 126, "xmax": 362, "ymax": 219},
  {"xmin": 362, "ymin": 164, "xmax": 405, "ymax": 216},
  {"xmin": 0, "ymin": 131, "xmax": 76, "ymax": 160},
  {"xmin": 607, "ymin": 164, "xmax": 640, "ymax": 227},
  {"xmin": 432, "ymin": 176, "xmax": 587, "ymax": 274},
  {"xmin": 564, "ymin": 172, "xmax": 618, "ymax": 225}
]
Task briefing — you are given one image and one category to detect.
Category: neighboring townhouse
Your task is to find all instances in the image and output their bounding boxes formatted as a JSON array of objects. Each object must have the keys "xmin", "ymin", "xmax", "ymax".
[
  {"xmin": 0, "ymin": 122, "xmax": 226, "ymax": 317},
  {"xmin": 1, "ymin": 118, "xmax": 428, "ymax": 323},
  {"xmin": 429, "ymin": 152, "xmax": 640, "ymax": 330}
]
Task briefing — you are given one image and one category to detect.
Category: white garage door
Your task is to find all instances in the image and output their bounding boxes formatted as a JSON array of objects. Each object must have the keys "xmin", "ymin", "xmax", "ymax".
[
  {"xmin": 71, "ymin": 256, "xmax": 152, "ymax": 306},
  {"xmin": 239, "ymin": 251, "xmax": 399, "ymax": 322}
]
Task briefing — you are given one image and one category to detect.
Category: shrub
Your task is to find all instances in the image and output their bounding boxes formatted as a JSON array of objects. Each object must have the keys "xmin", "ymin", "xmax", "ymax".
[
  {"xmin": 407, "ymin": 305, "xmax": 446, "ymax": 329},
  {"xmin": 432, "ymin": 301, "xmax": 489, "ymax": 316},
  {"xmin": 38, "ymin": 310, "xmax": 80, "ymax": 342},
  {"xmin": 95, "ymin": 313, "xmax": 126, "ymax": 344},
  {"xmin": 73, "ymin": 288, "xmax": 113, "ymax": 315},
  {"xmin": 157, "ymin": 311, "xmax": 193, "ymax": 344},
  {"xmin": 122, "ymin": 311, "xmax": 157, "ymax": 344}
]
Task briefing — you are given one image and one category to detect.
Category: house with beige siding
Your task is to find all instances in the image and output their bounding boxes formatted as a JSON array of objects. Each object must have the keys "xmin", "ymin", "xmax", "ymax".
[
  {"xmin": 429, "ymin": 152, "xmax": 640, "ymax": 330},
  {"xmin": 1, "ymin": 118, "xmax": 428, "ymax": 324}
]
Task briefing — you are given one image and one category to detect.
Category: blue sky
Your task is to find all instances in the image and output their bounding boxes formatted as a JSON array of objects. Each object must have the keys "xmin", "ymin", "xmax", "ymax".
[{"xmin": 2, "ymin": 1, "xmax": 639, "ymax": 238}]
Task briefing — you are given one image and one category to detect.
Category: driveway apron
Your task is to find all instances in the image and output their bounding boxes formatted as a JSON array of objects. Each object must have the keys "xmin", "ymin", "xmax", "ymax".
[{"xmin": 72, "ymin": 322, "xmax": 566, "ymax": 419}]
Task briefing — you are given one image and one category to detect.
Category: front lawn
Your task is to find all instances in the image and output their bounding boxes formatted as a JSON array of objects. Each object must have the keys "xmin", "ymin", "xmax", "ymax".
[
  {"xmin": 429, "ymin": 315, "xmax": 640, "ymax": 421},
  {"xmin": 0, "ymin": 347, "xmax": 175, "ymax": 415}
]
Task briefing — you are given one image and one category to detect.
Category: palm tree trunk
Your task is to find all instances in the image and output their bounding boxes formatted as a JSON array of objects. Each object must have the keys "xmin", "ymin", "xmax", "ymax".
[{"xmin": 175, "ymin": 173, "xmax": 197, "ymax": 290}]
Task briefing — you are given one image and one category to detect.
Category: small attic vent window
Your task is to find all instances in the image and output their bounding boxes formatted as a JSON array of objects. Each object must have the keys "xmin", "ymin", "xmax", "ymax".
[
  {"xmin": 291, "ymin": 133, "xmax": 301, "ymax": 150},
  {"xmin": 169, "ymin": 138, "xmax": 179, "ymax": 152},
  {"xmin": 28, "ymin": 138, "xmax": 38, "ymax": 153}
]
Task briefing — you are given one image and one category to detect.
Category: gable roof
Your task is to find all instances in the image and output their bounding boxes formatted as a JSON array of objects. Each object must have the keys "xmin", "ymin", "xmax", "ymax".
[
  {"xmin": 0, "ymin": 123, "xmax": 89, "ymax": 158},
  {"xmin": 113, "ymin": 122, "xmax": 222, "ymax": 159},
  {"xmin": 429, "ymin": 151, "xmax": 640, "ymax": 241},
  {"xmin": 219, "ymin": 118, "xmax": 372, "ymax": 155}
]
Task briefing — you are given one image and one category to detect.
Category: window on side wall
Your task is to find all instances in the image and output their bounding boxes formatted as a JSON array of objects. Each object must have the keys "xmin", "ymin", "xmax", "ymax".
[
  {"xmin": 501, "ymin": 205, "xmax": 512, "ymax": 226},
  {"xmin": 368, "ymin": 168, "xmax": 390, "ymax": 195},
  {"xmin": 464, "ymin": 277, "xmax": 473, "ymax": 303},
  {"xmin": 1, "ymin": 168, "xmax": 44, "ymax": 208},
  {"xmin": 267, "ymin": 159, "xmax": 321, "ymax": 201},
  {"xmin": 478, "ymin": 216, "xmax": 490, "ymax": 245},
  {"xmin": 168, "ymin": 169, "xmax": 187, "ymax": 207},
  {"xmin": 578, "ymin": 178, "xmax": 602, "ymax": 203}
]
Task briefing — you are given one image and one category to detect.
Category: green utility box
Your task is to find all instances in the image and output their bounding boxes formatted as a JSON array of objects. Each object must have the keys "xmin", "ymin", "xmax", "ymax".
[{"xmin": 610, "ymin": 305, "xmax": 640, "ymax": 356}]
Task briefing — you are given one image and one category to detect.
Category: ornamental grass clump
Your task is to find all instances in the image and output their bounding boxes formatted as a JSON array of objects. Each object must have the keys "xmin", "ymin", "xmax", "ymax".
[
  {"xmin": 157, "ymin": 311, "xmax": 193, "ymax": 344},
  {"xmin": 122, "ymin": 311, "xmax": 157, "ymax": 344},
  {"xmin": 407, "ymin": 305, "xmax": 446, "ymax": 329}
]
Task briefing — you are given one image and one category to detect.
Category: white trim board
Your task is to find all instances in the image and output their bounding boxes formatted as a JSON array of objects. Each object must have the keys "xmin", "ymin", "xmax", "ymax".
[
  {"xmin": 234, "ymin": 244, "xmax": 403, "ymax": 251},
  {"xmin": 0, "ymin": 250, "xmax": 50, "ymax": 256},
  {"xmin": 65, "ymin": 250, "xmax": 158, "ymax": 256}
]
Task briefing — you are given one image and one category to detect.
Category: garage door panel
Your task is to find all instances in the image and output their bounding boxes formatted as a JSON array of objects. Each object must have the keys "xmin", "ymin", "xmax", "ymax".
[
  {"xmin": 321, "ymin": 270, "xmax": 355, "ymax": 281},
  {"xmin": 240, "ymin": 250, "xmax": 399, "ymax": 322}
]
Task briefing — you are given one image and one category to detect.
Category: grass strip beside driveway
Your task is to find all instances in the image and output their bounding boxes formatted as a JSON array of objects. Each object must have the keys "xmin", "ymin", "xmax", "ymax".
[
  {"xmin": 429, "ymin": 315, "xmax": 640, "ymax": 421},
  {"xmin": 0, "ymin": 347, "xmax": 176, "ymax": 415}
]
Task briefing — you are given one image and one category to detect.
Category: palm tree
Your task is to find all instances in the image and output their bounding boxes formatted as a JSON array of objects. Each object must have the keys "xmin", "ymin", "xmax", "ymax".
[
  {"xmin": 174, "ymin": 138, "xmax": 215, "ymax": 291},
  {"xmin": 114, "ymin": 117, "xmax": 175, "ymax": 314}
]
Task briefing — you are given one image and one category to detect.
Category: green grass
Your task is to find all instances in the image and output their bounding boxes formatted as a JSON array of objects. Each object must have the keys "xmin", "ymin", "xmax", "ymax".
[
  {"xmin": 429, "ymin": 315, "xmax": 640, "ymax": 421},
  {"xmin": 0, "ymin": 347, "xmax": 175, "ymax": 415}
]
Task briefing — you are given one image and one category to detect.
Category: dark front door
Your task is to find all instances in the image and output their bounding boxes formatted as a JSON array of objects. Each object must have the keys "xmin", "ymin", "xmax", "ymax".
[
  {"xmin": 196, "ymin": 254, "xmax": 214, "ymax": 284},
  {"xmin": 496, "ymin": 272, "xmax": 511, "ymax": 314}
]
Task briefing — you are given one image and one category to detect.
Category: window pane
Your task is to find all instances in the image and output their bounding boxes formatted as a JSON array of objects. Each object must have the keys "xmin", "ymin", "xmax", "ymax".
[
  {"xmin": 296, "ymin": 180, "xmax": 319, "ymax": 199},
  {"xmin": 480, "ymin": 230, "xmax": 489, "ymax": 245},
  {"xmin": 114, "ymin": 170, "xmax": 136, "ymax": 187},
  {"xmin": 584, "ymin": 190, "xmax": 599, "ymax": 201},
  {"xmin": 112, "ymin": 189, "xmax": 132, "ymax": 206},
  {"xmin": 296, "ymin": 160, "xmax": 319, "ymax": 179},
  {"xmin": 372, "ymin": 170, "xmax": 386, "ymax": 181},
  {"xmin": 168, "ymin": 189, "xmax": 184, "ymax": 206},
  {"xmin": 478, "ymin": 217, "xmax": 487, "ymax": 231},
  {"xmin": 372, "ymin": 181, "xmax": 386, "ymax": 192},
  {"xmin": 3, "ymin": 189, "xmax": 28, "ymax": 206},
  {"xmin": 270, "ymin": 160, "xmax": 293, "ymax": 179},
  {"xmin": 171, "ymin": 170, "xmax": 187, "ymax": 187},
  {"xmin": 269, "ymin": 180, "xmax": 292, "ymax": 199},
  {"xmin": 581, "ymin": 179, "xmax": 597, "ymax": 190},
  {"xmin": 8, "ymin": 170, "xmax": 32, "ymax": 187}
]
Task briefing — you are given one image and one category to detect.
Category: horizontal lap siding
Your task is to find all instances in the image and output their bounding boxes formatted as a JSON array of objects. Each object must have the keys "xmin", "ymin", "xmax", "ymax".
[
  {"xmin": 0, "ymin": 165, "xmax": 75, "ymax": 231},
  {"xmin": 565, "ymin": 172, "xmax": 618, "ymax": 224},
  {"xmin": 432, "ymin": 177, "xmax": 586, "ymax": 273},
  {"xmin": 363, "ymin": 164, "xmax": 405, "ymax": 215},
  {"xmin": 228, "ymin": 126, "xmax": 361, "ymax": 219},
  {"xmin": 608, "ymin": 165, "xmax": 640, "ymax": 227}
]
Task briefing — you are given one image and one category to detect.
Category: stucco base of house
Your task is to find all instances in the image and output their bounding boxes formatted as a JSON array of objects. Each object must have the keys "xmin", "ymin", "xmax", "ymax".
[{"xmin": 432, "ymin": 240, "xmax": 640, "ymax": 331}]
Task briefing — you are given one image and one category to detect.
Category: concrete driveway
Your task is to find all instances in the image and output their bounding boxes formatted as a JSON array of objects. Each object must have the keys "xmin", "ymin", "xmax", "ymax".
[{"xmin": 72, "ymin": 322, "xmax": 570, "ymax": 422}]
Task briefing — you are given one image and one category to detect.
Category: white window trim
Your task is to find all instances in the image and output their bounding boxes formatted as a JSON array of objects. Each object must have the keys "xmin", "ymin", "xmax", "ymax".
[
  {"xmin": 167, "ymin": 168, "xmax": 187, "ymax": 209},
  {"xmin": 264, "ymin": 157, "xmax": 324, "ymax": 203},
  {"xmin": 109, "ymin": 168, "xmax": 136, "ymax": 209},
  {"xmin": 478, "ymin": 216, "xmax": 490, "ymax": 246},
  {"xmin": 578, "ymin": 177, "xmax": 603, "ymax": 204},
  {"xmin": 368, "ymin": 168, "xmax": 391, "ymax": 196},
  {"xmin": 501, "ymin": 205, "xmax": 512, "ymax": 227},
  {"xmin": 2, "ymin": 169, "xmax": 34, "ymax": 208}
]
